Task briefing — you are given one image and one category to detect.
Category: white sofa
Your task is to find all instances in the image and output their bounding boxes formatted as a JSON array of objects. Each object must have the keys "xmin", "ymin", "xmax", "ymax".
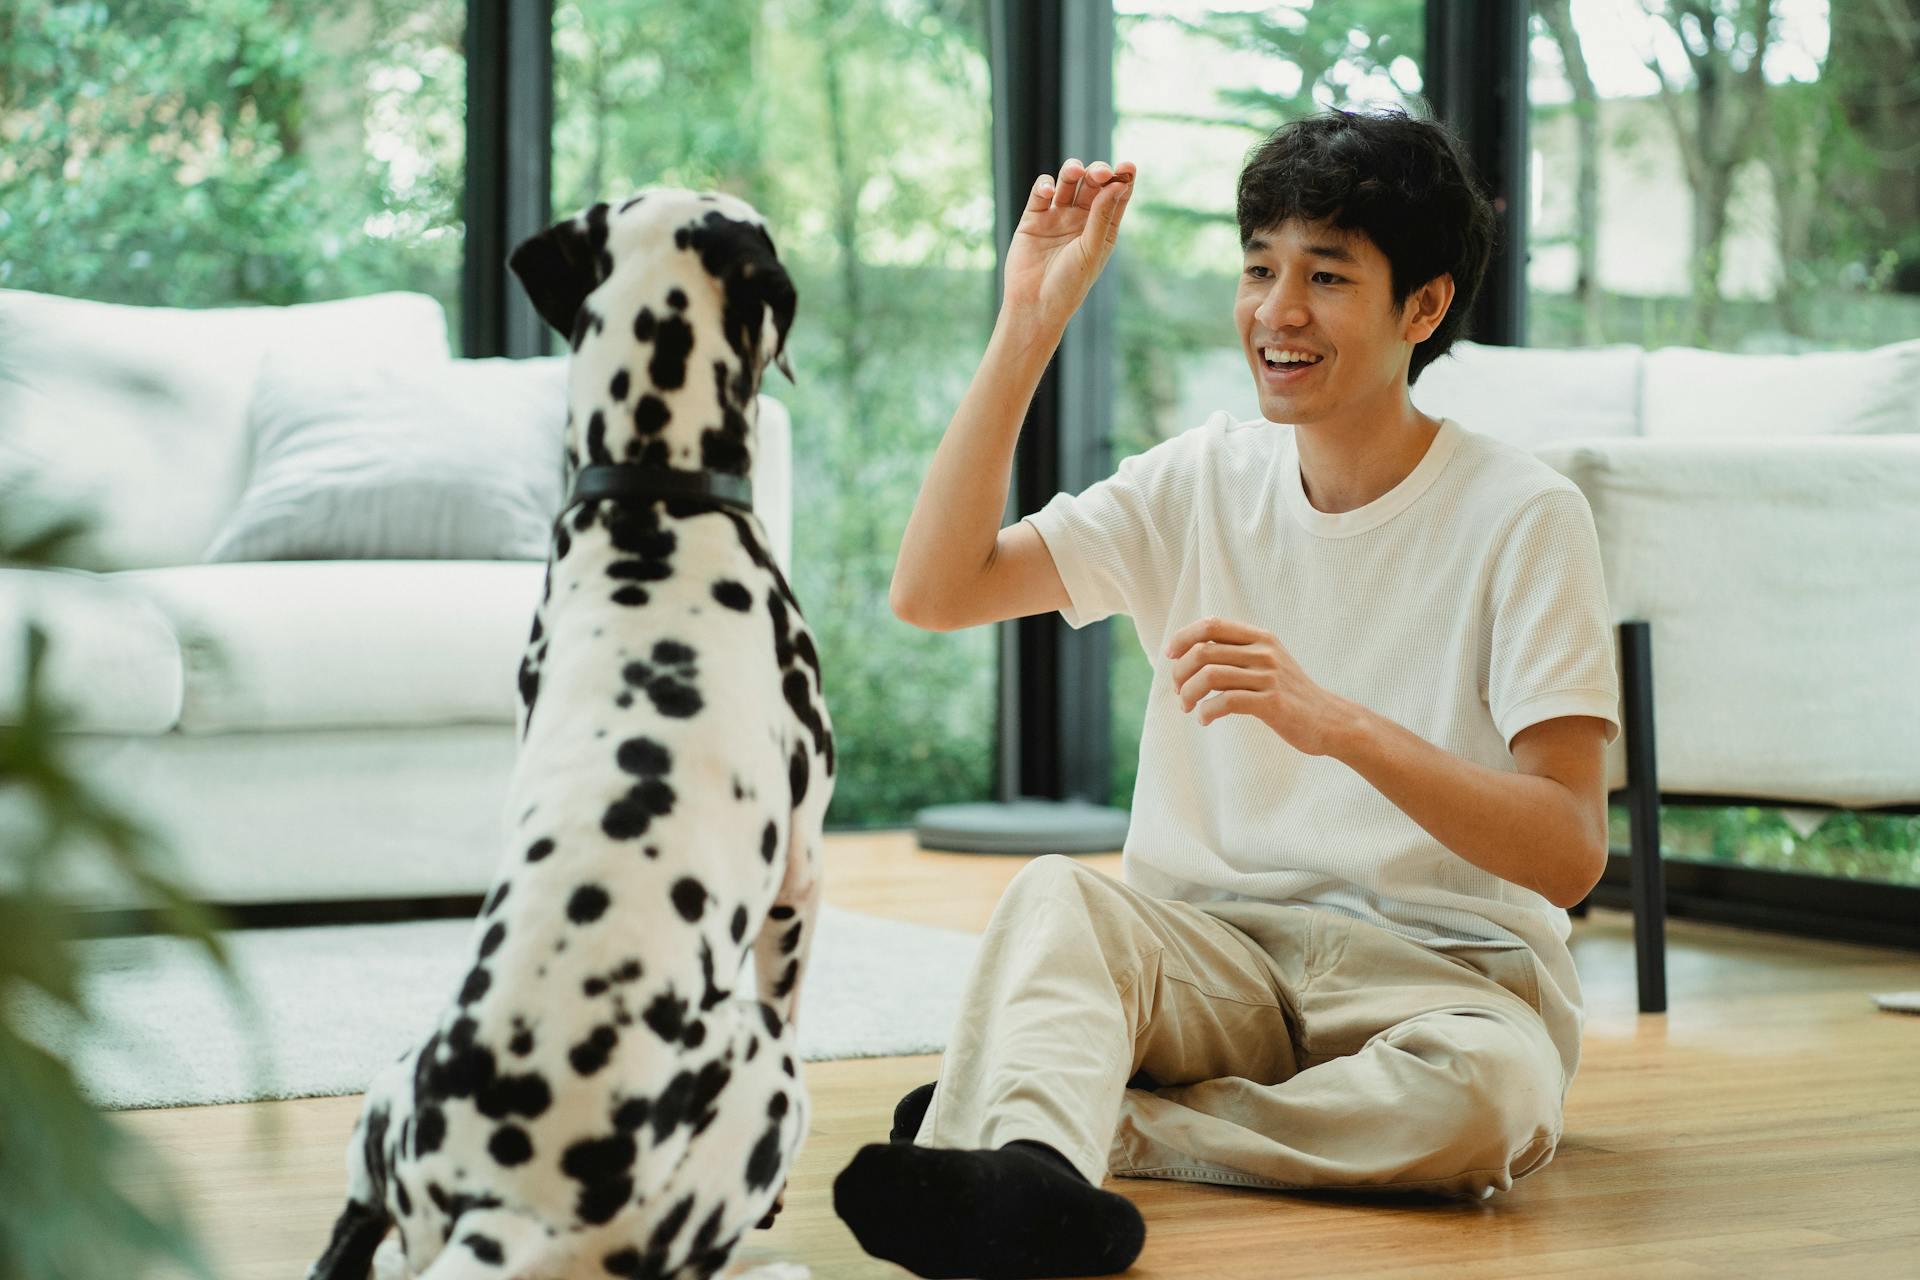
[
  {"xmin": 0, "ymin": 288, "xmax": 793, "ymax": 912},
  {"xmin": 1414, "ymin": 337, "xmax": 1920, "ymax": 813}
]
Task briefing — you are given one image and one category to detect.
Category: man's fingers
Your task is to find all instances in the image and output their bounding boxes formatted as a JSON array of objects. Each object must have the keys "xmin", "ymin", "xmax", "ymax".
[
  {"xmin": 1026, "ymin": 172, "xmax": 1055, "ymax": 214},
  {"xmin": 1054, "ymin": 158, "xmax": 1084, "ymax": 210}
]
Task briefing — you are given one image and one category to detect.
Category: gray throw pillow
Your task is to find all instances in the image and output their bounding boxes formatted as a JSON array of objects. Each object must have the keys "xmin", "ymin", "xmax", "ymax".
[{"xmin": 204, "ymin": 353, "xmax": 569, "ymax": 562}]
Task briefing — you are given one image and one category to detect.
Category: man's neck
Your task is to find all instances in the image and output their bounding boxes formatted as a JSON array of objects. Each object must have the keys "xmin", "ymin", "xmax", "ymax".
[{"xmin": 1293, "ymin": 401, "xmax": 1442, "ymax": 515}]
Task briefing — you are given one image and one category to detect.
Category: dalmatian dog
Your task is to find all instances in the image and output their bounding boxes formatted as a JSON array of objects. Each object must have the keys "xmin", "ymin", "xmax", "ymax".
[{"xmin": 308, "ymin": 189, "xmax": 833, "ymax": 1280}]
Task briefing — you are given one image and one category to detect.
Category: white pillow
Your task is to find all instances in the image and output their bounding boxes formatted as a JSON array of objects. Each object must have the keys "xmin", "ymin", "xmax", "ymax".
[
  {"xmin": 203, "ymin": 354, "xmax": 568, "ymax": 563},
  {"xmin": 1411, "ymin": 340, "xmax": 1644, "ymax": 450},
  {"xmin": 0, "ymin": 290, "xmax": 451, "ymax": 570},
  {"xmin": 1641, "ymin": 338, "xmax": 1920, "ymax": 439}
]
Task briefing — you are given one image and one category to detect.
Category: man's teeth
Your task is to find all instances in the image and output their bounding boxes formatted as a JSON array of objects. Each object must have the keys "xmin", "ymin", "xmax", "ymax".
[{"xmin": 1262, "ymin": 348, "xmax": 1322, "ymax": 366}]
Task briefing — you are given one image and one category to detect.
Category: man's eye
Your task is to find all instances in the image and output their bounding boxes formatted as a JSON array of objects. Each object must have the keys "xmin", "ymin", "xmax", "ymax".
[
  {"xmin": 1313, "ymin": 272, "xmax": 1344, "ymax": 285},
  {"xmin": 1244, "ymin": 266, "xmax": 1270, "ymax": 279}
]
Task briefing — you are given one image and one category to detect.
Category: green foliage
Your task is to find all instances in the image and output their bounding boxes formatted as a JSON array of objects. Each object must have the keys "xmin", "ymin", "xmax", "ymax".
[
  {"xmin": 0, "ymin": 0, "xmax": 464, "ymax": 344},
  {"xmin": 0, "ymin": 491, "xmax": 258, "ymax": 1280}
]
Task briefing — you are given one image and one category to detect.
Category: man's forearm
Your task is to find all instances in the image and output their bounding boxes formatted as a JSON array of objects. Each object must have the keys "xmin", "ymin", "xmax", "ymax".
[
  {"xmin": 889, "ymin": 310, "xmax": 1062, "ymax": 627},
  {"xmin": 1327, "ymin": 701, "xmax": 1606, "ymax": 908}
]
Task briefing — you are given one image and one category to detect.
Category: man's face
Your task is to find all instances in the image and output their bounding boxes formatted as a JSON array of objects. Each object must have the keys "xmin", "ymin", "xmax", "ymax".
[{"xmin": 1234, "ymin": 216, "xmax": 1423, "ymax": 427}]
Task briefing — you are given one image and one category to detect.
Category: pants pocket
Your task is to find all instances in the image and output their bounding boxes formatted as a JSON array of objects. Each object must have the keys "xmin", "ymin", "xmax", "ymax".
[{"xmin": 1435, "ymin": 941, "xmax": 1544, "ymax": 1016}]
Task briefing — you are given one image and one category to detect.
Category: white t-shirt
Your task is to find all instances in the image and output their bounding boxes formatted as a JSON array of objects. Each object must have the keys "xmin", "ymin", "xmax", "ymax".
[{"xmin": 1023, "ymin": 413, "xmax": 1621, "ymax": 1054}]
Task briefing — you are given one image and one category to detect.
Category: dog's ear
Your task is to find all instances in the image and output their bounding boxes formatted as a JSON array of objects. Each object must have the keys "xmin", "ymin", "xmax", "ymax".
[
  {"xmin": 509, "ymin": 203, "xmax": 612, "ymax": 338},
  {"xmin": 726, "ymin": 226, "xmax": 799, "ymax": 384}
]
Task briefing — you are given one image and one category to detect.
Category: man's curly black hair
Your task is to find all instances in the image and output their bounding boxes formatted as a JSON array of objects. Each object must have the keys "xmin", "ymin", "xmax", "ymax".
[{"xmin": 1236, "ymin": 106, "xmax": 1495, "ymax": 386}]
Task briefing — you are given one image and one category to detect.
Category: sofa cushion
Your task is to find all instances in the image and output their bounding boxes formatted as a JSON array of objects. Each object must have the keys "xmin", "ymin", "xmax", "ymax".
[
  {"xmin": 0, "ymin": 568, "xmax": 182, "ymax": 733},
  {"xmin": 0, "ymin": 290, "xmax": 451, "ymax": 572},
  {"xmin": 205, "ymin": 353, "xmax": 568, "ymax": 562},
  {"xmin": 1641, "ymin": 338, "xmax": 1920, "ymax": 440},
  {"xmin": 1411, "ymin": 340, "xmax": 1644, "ymax": 449},
  {"xmin": 115, "ymin": 561, "xmax": 543, "ymax": 733}
]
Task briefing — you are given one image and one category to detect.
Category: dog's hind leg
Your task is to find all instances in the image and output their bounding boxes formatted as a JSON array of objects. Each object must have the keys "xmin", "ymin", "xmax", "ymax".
[
  {"xmin": 412, "ymin": 1206, "xmax": 558, "ymax": 1280},
  {"xmin": 310, "ymin": 1057, "xmax": 409, "ymax": 1279}
]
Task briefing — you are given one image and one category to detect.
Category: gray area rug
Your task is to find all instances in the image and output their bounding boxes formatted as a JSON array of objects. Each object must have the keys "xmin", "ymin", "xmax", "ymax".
[{"xmin": 13, "ymin": 905, "xmax": 979, "ymax": 1110}]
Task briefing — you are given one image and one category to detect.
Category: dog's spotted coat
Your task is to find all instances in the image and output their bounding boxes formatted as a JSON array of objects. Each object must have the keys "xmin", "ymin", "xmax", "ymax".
[{"xmin": 309, "ymin": 190, "xmax": 832, "ymax": 1280}]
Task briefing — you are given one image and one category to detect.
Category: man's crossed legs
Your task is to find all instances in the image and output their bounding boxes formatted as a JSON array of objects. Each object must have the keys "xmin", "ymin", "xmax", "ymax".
[{"xmin": 834, "ymin": 855, "xmax": 1569, "ymax": 1278}]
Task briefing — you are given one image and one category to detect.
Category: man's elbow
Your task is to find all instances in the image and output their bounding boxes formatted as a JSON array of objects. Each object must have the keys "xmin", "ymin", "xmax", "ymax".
[
  {"xmin": 889, "ymin": 584, "xmax": 950, "ymax": 632},
  {"xmin": 1551, "ymin": 838, "xmax": 1610, "ymax": 910}
]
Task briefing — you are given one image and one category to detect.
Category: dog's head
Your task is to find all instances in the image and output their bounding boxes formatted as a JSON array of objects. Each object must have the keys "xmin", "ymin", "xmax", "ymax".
[{"xmin": 509, "ymin": 189, "xmax": 797, "ymax": 384}]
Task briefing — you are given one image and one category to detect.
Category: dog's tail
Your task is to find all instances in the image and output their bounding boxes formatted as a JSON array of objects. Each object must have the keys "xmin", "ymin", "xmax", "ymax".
[{"xmin": 307, "ymin": 1198, "xmax": 393, "ymax": 1280}]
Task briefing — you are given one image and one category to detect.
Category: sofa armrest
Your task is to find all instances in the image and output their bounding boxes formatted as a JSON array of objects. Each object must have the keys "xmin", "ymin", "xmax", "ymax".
[
  {"xmin": 1535, "ymin": 435, "xmax": 1920, "ymax": 808},
  {"xmin": 0, "ymin": 567, "xmax": 184, "ymax": 734}
]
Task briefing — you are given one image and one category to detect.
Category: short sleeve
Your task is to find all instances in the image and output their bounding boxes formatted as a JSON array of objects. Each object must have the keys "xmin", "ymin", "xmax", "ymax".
[
  {"xmin": 1020, "ymin": 425, "xmax": 1201, "ymax": 630},
  {"xmin": 1485, "ymin": 484, "xmax": 1622, "ymax": 749}
]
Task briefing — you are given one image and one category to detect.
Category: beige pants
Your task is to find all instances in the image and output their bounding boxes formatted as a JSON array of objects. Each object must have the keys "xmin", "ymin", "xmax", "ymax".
[{"xmin": 915, "ymin": 856, "xmax": 1574, "ymax": 1200}]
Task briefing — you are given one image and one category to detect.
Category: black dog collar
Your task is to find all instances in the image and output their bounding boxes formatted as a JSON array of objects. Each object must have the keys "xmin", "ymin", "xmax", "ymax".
[{"xmin": 557, "ymin": 464, "xmax": 754, "ymax": 533}]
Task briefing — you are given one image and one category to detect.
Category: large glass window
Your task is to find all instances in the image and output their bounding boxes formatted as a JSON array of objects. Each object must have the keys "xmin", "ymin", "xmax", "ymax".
[
  {"xmin": 1106, "ymin": 0, "xmax": 1425, "ymax": 811},
  {"xmin": 553, "ymin": 0, "xmax": 998, "ymax": 830},
  {"xmin": 1527, "ymin": 0, "xmax": 1920, "ymax": 352},
  {"xmin": 1528, "ymin": 0, "xmax": 1920, "ymax": 886},
  {"xmin": 0, "ymin": 0, "xmax": 465, "ymax": 348}
]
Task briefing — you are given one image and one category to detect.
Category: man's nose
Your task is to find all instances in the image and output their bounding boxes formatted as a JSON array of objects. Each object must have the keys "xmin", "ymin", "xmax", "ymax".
[{"xmin": 1255, "ymin": 278, "xmax": 1310, "ymax": 331}]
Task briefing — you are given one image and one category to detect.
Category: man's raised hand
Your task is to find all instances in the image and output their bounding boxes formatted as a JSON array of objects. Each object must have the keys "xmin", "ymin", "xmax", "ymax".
[{"xmin": 1001, "ymin": 158, "xmax": 1136, "ymax": 335}]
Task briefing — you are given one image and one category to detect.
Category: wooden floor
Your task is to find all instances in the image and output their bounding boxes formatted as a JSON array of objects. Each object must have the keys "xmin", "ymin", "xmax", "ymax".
[{"xmin": 121, "ymin": 832, "xmax": 1920, "ymax": 1279}]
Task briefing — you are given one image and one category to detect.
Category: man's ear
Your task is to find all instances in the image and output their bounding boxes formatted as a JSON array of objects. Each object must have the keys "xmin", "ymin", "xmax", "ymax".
[{"xmin": 509, "ymin": 203, "xmax": 611, "ymax": 338}]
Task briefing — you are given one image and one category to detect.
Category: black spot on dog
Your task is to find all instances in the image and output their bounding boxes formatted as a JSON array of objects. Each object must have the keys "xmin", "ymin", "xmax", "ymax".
[
  {"xmin": 650, "ymin": 312, "xmax": 695, "ymax": 390},
  {"xmin": 612, "ymin": 586, "xmax": 648, "ymax": 607},
  {"xmin": 587, "ymin": 410, "xmax": 611, "ymax": 465},
  {"xmin": 414, "ymin": 1105, "xmax": 446, "ymax": 1156},
  {"xmin": 479, "ymin": 922, "xmax": 506, "ymax": 958},
  {"xmin": 615, "ymin": 958, "xmax": 643, "ymax": 982},
  {"xmin": 488, "ymin": 1126, "xmax": 533, "ymax": 1167},
  {"xmin": 483, "ymin": 882, "xmax": 510, "ymax": 915},
  {"xmin": 570, "ymin": 1024, "xmax": 618, "ymax": 1076},
  {"xmin": 527, "ymin": 838, "xmax": 555, "ymax": 863},
  {"xmin": 561, "ymin": 1132, "xmax": 636, "ymax": 1224},
  {"xmin": 730, "ymin": 906, "xmax": 747, "ymax": 943},
  {"xmin": 773, "ymin": 958, "xmax": 799, "ymax": 999},
  {"xmin": 712, "ymin": 579, "xmax": 752, "ymax": 611},
  {"xmin": 610, "ymin": 369, "xmax": 629, "ymax": 401},
  {"xmin": 758, "ymin": 1002, "xmax": 783, "ymax": 1038},
  {"xmin": 668, "ymin": 287, "xmax": 688, "ymax": 309},
  {"xmin": 634, "ymin": 307, "xmax": 656, "ymax": 342},
  {"xmin": 615, "ymin": 691, "xmax": 633, "ymax": 708},
  {"xmin": 789, "ymin": 741, "xmax": 810, "ymax": 808},
  {"xmin": 643, "ymin": 989, "xmax": 688, "ymax": 1043},
  {"xmin": 569, "ymin": 885, "xmax": 611, "ymax": 923},
  {"xmin": 634, "ymin": 394, "xmax": 670, "ymax": 436},
  {"xmin": 671, "ymin": 877, "xmax": 706, "ymax": 922},
  {"xmin": 605, "ymin": 1100, "xmax": 648, "ymax": 1141},
  {"xmin": 782, "ymin": 1054, "xmax": 796, "ymax": 1077},
  {"xmin": 745, "ymin": 1123, "xmax": 783, "ymax": 1191},
  {"xmin": 508, "ymin": 1029, "xmax": 534, "ymax": 1056},
  {"xmin": 584, "ymin": 976, "xmax": 608, "ymax": 997},
  {"xmin": 761, "ymin": 821, "xmax": 778, "ymax": 863},
  {"xmin": 769, "ymin": 905, "xmax": 795, "ymax": 921},
  {"xmin": 648, "ymin": 678, "xmax": 702, "ymax": 718},
  {"xmin": 459, "ymin": 966, "xmax": 491, "ymax": 1005},
  {"xmin": 463, "ymin": 1233, "xmax": 504, "ymax": 1264},
  {"xmin": 622, "ymin": 736, "xmax": 675, "ymax": 775},
  {"xmin": 780, "ymin": 921, "xmax": 803, "ymax": 955},
  {"xmin": 555, "ymin": 526, "xmax": 571, "ymax": 559},
  {"xmin": 476, "ymin": 1072, "xmax": 550, "ymax": 1120}
]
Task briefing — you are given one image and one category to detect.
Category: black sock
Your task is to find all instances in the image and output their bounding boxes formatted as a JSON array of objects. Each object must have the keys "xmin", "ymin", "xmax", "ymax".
[
  {"xmin": 832, "ymin": 1139, "xmax": 1145, "ymax": 1279},
  {"xmin": 890, "ymin": 1080, "xmax": 938, "ymax": 1142}
]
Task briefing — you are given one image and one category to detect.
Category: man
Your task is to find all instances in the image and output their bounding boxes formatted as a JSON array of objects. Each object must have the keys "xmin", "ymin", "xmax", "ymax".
[{"xmin": 834, "ymin": 108, "xmax": 1619, "ymax": 1280}]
